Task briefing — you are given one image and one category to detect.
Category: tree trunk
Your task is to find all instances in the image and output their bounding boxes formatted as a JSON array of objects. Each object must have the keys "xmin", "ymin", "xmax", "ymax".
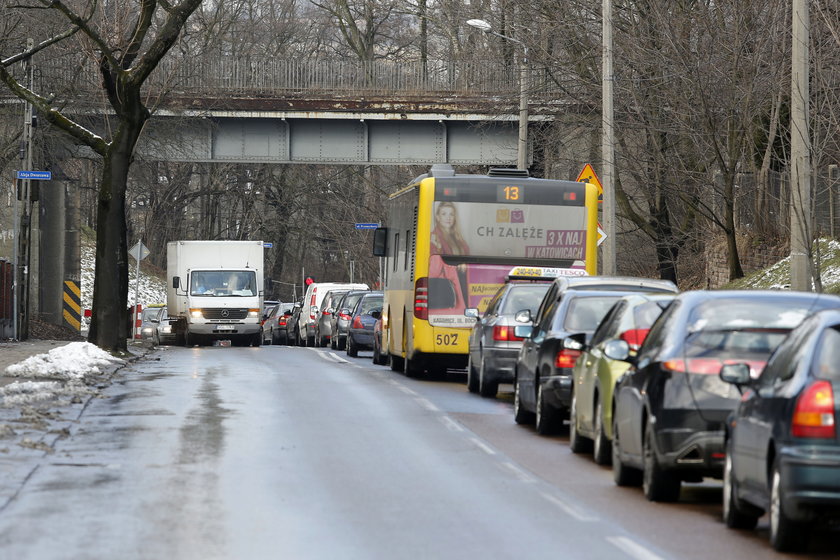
[
  {"xmin": 87, "ymin": 114, "xmax": 147, "ymax": 352},
  {"xmin": 724, "ymin": 174, "xmax": 744, "ymax": 280}
]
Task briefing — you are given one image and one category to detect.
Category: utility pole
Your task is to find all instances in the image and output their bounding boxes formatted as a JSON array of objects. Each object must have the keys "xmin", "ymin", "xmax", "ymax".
[
  {"xmin": 790, "ymin": 0, "xmax": 811, "ymax": 291},
  {"xmin": 601, "ymin": 0, "xmax": 616, "ymax": 275},
  {"xmin": 15, "ymin": 38, "xmax": 35, "ymax": 339}
]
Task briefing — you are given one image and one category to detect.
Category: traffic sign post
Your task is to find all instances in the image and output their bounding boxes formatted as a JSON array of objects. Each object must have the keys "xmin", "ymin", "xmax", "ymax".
[{"xmin": 129, "ymin": 241, "xmax": 151, "ymax": 339}]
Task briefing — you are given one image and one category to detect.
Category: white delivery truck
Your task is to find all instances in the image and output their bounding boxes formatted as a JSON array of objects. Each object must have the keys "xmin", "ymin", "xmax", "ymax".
[{"xmin": 167, "ymin": 240, "xmax": 265, "ymax": 347}]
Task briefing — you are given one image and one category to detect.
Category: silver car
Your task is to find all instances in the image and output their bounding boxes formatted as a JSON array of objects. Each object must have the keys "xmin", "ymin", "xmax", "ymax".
[
  {"xmin": 315, "ymin": 290, "xmax": 349, "ymax": 347},
  {"xmin": 329, "ymin": 290, "xmax": 369, "ymax": 350},
  {"xmin": 466, "ymin": 282, "xmax": 552, "ymax": 398}
]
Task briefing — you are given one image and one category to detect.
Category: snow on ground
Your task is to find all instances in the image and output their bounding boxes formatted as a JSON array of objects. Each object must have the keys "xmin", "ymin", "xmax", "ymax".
[
  {"xmin": 80, "ymin": 241, "xmax": 168, "ymax": 331},
  {"xmin": 1, "ymin": 342, "xmax": 125, "ymax": 407}
]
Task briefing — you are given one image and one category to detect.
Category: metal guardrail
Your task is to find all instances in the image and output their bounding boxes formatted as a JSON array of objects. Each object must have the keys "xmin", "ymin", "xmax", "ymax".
[{"xmin": 10, "ymin": 56, "xmax": 566, "ymax": 101}]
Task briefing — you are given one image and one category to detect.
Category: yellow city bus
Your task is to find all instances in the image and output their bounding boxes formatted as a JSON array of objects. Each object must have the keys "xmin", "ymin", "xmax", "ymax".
[{"xmin": 373, "ymin": 165, "xmax": 599, "ymax": 377}]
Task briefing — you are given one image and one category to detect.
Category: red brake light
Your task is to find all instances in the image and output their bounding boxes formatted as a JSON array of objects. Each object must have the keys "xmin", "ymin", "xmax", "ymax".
[
  {"xmin": 322, "ymin": 311, "xmax": 332, "ymax": 317},
  {"xmin": 792, "ymin": 380, "xmax": 836, "ymax": 439},
  {"xmin": 278, "ymin": 318, "xmax": 286, "ymax": 326},
  {"xmin": 493, "ymin": 325, "xmax": 523, "ymax": 342},
  {"xmin": 414, "ymin": 277, "xmax": 429, "ymax": 320},
  {"xmin": 620, "ymin": 328, "xmax": 650, "ymax": 351},
  {"xmin": 352, "ymin": 316, "xmax": 364, "ymax": 329},
  {"xmin": 555, "ymin": 349, "xmax": 582, "ymax": 369}
]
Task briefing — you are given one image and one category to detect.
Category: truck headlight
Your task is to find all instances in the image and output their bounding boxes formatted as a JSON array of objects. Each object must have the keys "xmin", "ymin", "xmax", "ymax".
[
  {"xmin": 190, "ymin": 308, "xmax": 203, "ymax": 318},
  {"xmin": 248, "ymin": 309, "xmax": 260, "ymax": 318}
]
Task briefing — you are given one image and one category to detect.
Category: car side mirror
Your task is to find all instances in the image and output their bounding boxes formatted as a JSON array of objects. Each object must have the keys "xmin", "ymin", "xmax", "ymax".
[
  {"xmin": 514, "ymin": 309, "xmax": 532, "ymax": 323},
  {"xmin": 513, "ymin": 324, "xmax": 533, "ymax": 338},
  {"xmin": 371, "ymin": 310, "xmax": 382, "ymax": 319},
  {"xmin": 720, "ymin": 363, "xmax": 751, "ymax": 386},
  {"xmin": 604, "ymin": 339, "xmax": 631, "ymax": 362},
  {"xmin": 372, "ymin": 227, "xmax": 388, "ymax": 257},
  {"xmin": 464, "ymin": 308, "xmax": 479, "ymax": 319}
]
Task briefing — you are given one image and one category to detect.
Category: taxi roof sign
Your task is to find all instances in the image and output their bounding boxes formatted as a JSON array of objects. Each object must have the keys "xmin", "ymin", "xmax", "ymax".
[{"xmin": 506, "ymin": 266, "xmax": 589, "ymax": 281}]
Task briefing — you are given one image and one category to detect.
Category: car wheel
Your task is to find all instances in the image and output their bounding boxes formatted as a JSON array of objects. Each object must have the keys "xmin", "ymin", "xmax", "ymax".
[
  {"xmin": 723, "ymin": 448, "xmax": 760, "ymax": 530},
  {"xmin": 612, "ymin": 411, "xmax": 642, "ymax": 486},
  {"xmin": 320, "ymin": 334, "xmax": 328, "ymax": 347},
  {"xmin": 568, "ymin": 391, "xmax": 592, "ymax": 452},
  {"xmin": 153, "ymin": 332, "xmax": 160, "ymax": 347},
  {"xmin": 271, "ymin": 330, "xmax": 280, "ymax": 345},
  {"xmin": 592, "ymin": 397, "xmax": 612, "ymax": 465},
  {"xmin": 643, "ymin": 421, "xmax": 681, "ymax": 502},
  {"xmin": 535, "ymin": 383, "xmax": 559, "ymax": 435},
  {"xmin": 478, "ymin": 355, "xmax": 498, "ymax": 398},
  {"xmin": 184, "ymin": 331, "xmax": 192, "ymax": 347},
  {"xmin": 372, "ymin": 338, "xmax": 382, "ymax": 364},
  {"xmin": 770, "ymin": 459, "xmax": 808, "ymax": 551},
  {"xmin": 467, "ymin": 355, "xmax": 480, "ymax": 394},
  {"xmin": 347, "ymin": 334, "xmax": 358, "ymax": 357},
  {"xmin": 252, "ymin": 332, "xmax": 262, "ymax": 347},
  {"xmin": 330, "ymin": 335, "xmax": 337, "ymax": 350},
  {"xmin": 513, "ymin": 375, "xmax": 535, "ymax": 425},
  {"xmin": 338, "ymin": 335, "xmax": 347, "ymax": 351}
]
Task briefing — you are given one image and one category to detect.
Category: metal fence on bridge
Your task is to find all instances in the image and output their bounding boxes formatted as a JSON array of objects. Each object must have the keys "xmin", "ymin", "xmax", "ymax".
[{"xmin": 18, "ymin": 56, "xmax": 569, "ymax": 102}]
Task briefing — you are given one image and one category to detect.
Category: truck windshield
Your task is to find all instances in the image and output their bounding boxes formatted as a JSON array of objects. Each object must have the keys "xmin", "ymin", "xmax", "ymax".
[{"xmin": 190, "ymin": 270, "xmax": 257, "ymax": 297}]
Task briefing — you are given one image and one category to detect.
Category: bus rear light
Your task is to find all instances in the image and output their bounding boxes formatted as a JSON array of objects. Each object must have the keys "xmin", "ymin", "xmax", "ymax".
[
  {"xmin": 555, "ymin": 348, "xmax": 581, "ymax": 369},
  {"xmin": 792, "ymin": 380, "xmax": 836, "ymax": 439},
  {"xmin": 493, "ymin": 325, "xmax": 523, "ymax": 342},
  {"xmin": 414, "ymin": 277, "xmax": 429, "ymax": 320}
]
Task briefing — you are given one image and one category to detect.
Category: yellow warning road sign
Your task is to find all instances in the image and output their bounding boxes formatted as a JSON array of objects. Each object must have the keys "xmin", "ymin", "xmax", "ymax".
[{"xmin": 576, "ymin": 164, "xmax": 603, "ymax": 196}]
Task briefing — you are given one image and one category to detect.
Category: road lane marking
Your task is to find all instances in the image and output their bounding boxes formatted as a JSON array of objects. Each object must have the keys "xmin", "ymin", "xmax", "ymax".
[
  {"xmin": 414, "ymin": 397, "xmax": 440, "ymax": 412},
  {"xmin": 606, "ymin": 536, "xmax": 666, "ymax": 560},
  {"xmin": 311, "ymin": 350, "xmax": 348, "ymax": 364},
  {"xmin": 440, "ymin": 416, "xmax": 465, "ymax": 432},
  {"xmin": 398, "ymin": 386, "xmax": 417, "ymax": 396},
  {"xmin": 541, "ymin": 493, "xmax": 599, "ymax": 522},
  {"xmin": 470, "ymin": 437, "xmax": 497, "ymax": 456},
  {"xmin": 500, "ymin": 461, "xmax": 536, "ymax": 483}
]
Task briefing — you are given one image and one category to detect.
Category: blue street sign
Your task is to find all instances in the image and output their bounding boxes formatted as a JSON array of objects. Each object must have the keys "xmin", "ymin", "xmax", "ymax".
[
  {"xmin": 263, "ymin": 242, "xmax": 274, "ymax": 248},
  {"xmin": 17, "ymin": 170, "xmax": 52, "ymax": 180},
  {"xmin": 355, "ymin": 223, "xmax": 379, "ymax": 230}
]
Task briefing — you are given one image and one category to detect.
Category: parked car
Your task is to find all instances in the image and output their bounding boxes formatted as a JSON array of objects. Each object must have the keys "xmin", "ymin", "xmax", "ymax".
[
  {"xmin": 330, "ymin": 290, "xmax": 370, "ymax": 350},
  {"xmin": 139, "ymin": 305, "xmax": 167, "ymax": 345},
  {"xmin": 154, "ymin": 307, "xmax": 178, "ymax": 346},
  {"xmin": 262, "ymin": 300, "xmax": 280, "ymax": 317},
  {"xmin": 346, "ymin": 291, "xmax": 384, "ymax": 357},
  {"xmin": 514, "ymin": 290, "xmax": 640, "ymax": 435},
  {"xmin": 466, "ymin": 279, "xmax": 552, "ymax": 398},
  {"xmin": 296, "ymin": 282, "xmax": 369, "ymax": 346},
  {"xmin": 314, "ymin": 290, "xmax": 349, "ymax": 347},
  {"xmin": 262, "ymin": 302, "xmax": 294, "ymax": 345},
  {"xmin": 288, "ymin": 301, "xmax": 304, "ymax": 345},
  {"xmin": 569, "ymin": 293, "xmax": 676, "ymax": 464},
  {"xmin": 608, "ymin": 290, "xmax": 840, "ymax": 503},
  {"xmin": 372, "ymin": 316, "xmax": 388, "ymax": 365},
  {"xmin": 720, "ymin": 308, "xmax": 840, "ymax": 551}
]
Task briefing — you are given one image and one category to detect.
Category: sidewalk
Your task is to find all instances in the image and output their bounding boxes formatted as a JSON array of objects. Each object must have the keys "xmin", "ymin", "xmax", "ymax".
[{"xmin": 0, "ymin": 340, "xmax": 77, "ymax": 388}]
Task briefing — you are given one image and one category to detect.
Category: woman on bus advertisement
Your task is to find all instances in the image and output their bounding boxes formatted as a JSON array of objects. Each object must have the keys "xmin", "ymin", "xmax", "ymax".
[{"xmin": 429, "ymin": 201, "xmax": 470, "ymax": 311}]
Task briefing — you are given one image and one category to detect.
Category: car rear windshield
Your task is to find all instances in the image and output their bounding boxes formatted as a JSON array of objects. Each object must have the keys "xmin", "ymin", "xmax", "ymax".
[
  {"xmin": 358, "ymin": 296, "xmax": 383, "ymax": 315},
  {"xmin": 561, "ymin": 296, "xmax": 623, "ymax": 332},
  {"xmin": 501, "ymin": 284, "xmax": 551, "ymax": 315}
]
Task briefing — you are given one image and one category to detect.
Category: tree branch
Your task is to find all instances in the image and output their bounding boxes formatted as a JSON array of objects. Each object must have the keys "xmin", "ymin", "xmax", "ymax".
[
  {"xmin": 123, "ymin": 0, "xmax": 158, "ymax": 67},
  {"xmin": 1, "ymin": 26, "xmax": 81, "ymax": 67},
  {"xmin": 129, "ymin": 0, "xmax": 204, "ymax": 85}
]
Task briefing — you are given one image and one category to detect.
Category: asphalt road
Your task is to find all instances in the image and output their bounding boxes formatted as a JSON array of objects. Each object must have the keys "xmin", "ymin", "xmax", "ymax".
[{"xmin": 0, "ymin": 344, "xmax": 838, "ymax": 559}]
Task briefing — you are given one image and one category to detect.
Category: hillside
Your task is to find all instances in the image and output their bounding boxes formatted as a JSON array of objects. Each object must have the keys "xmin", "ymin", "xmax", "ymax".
[{"xmin": 723, "ymin": 238, "xmax": 840, "ymax": 293}]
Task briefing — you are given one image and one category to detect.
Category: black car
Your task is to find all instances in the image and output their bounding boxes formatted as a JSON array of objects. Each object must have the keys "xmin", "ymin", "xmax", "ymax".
[
  {"xmin": 608, "ymin": 290, "xmax": 840, "ymax": 503},
  {"xmin": 514, "ymin": 290, "xmax": 638, "ymax": 435},
  {"xmin": 346, "ymin": 291, "xmax": 384, "ymax": 357},
  {"xmin": 721, "ymin": 308, "xmax": 840, "ymax": 552}
]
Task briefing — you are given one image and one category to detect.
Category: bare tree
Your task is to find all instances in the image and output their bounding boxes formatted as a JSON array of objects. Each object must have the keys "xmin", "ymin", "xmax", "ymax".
[{"xmin": 0, "ymin": 0, "xmax": 204, "ymax": 352}]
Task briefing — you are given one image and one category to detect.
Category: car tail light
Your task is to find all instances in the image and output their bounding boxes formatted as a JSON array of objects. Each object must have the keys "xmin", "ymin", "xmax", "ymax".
[
  {"xmin": 620, "ymin": 328, "xmax": 650, "ymax": 351},
  {"xmin": 278, "ymin": 318, "xmax": 287, "ymax": 327},
  {"xmin": 352, "ymin": 316, "xmax": 364, "ymax": 329},
  {"xmin": 663, "ymin": 358, "xmax": 766, "ymax": 377},
  {"xmin": 414, "ymin": 277, "xmax": 429, "ymax": 320},
  {"xmin": 555, "ymin": 348, "xmax": 582, "ymax": 369},
  {"xmin": 792, "ymin": 380, "xmax": 836, "ymax": 439},
  {"xmin": 322, "ymin": 311, "xmax": 332, "ymax": 317},
  {"xmin": 493, "ymin": 325, "xmax": 523, "ymax": 342},
  {"xmin": 339, "ymin": 311, "xmax": 352, "ymax": 321}
]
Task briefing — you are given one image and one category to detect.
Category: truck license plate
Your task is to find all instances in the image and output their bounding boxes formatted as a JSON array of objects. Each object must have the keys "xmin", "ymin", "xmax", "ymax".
[{"xmin": 216, "ymin": 325, "xmax": 235, "ymax": 331}]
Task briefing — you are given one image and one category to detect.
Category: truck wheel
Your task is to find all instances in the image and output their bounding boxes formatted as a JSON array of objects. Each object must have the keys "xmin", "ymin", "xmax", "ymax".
[
  {"xmin": 252, "ymin": 333, "xmax": 262, "ymax": 347},
  {"xmin": 184, "ymin": 331, "xmax": 192, "ymax": 347}
]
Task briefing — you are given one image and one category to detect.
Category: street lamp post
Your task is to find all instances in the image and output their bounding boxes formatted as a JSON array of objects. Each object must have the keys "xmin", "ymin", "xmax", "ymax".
[{"xmin": 467, "ymin": 19, "xmax": 529, "ymax": 171}]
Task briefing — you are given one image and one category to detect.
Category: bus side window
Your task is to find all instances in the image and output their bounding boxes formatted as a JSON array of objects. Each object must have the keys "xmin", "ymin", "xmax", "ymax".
[
  {"xmin": 405, "ymin": 229, "xmax": 410, "ymax": 271},
  {"xmin": 394, "ymin": 232, "xmax": 399, "ymax": 272}
]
